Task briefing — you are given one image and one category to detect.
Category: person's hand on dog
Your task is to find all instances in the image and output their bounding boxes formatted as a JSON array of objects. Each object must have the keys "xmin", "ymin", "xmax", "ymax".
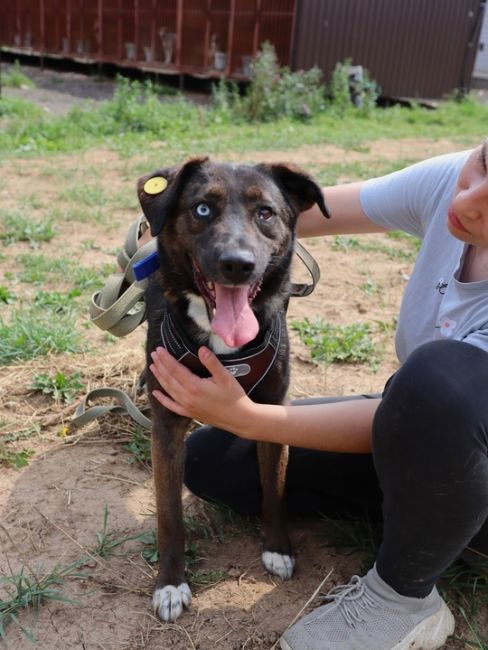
[{"xmin": 149, "ymin": 346, "xmax": 253, "ymax": 431}]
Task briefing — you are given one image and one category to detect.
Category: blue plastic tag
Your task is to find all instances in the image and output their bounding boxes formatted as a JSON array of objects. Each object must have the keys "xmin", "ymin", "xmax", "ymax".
[{"xmin": 133, "ymin": 251, "xmax": 160, "ymax": 281}]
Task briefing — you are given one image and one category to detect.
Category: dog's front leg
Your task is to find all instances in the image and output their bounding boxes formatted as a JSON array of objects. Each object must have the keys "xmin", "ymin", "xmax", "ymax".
[
  {"xmin": 151, "ymin": 407, "xmax": 192, "ymax": 621},
  {"xmin": 257, "ymin": 441, "xmax": 295, "ymax": 579}
]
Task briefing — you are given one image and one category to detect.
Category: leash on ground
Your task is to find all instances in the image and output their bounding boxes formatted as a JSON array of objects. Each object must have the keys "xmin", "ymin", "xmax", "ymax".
[{"xmin": 71, "ymin": 216, "xmax": 322, "ymax": 431}]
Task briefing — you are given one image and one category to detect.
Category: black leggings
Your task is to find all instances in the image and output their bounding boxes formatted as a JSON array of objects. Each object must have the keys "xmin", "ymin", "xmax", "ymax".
[{"xmin": 184, "ymin": 340, "xmax": 488, "ymax": 598}]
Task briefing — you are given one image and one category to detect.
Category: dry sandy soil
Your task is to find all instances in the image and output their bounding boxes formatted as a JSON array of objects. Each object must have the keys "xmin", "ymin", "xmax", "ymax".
[{"xmin": 0, "ymin": 64, "xmax": 487, "ymax": 649}]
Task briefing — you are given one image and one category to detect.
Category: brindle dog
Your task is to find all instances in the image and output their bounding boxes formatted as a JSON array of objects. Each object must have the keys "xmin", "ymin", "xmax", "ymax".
[{"xmin": 137, "ymin": 157, "xmax": 329, "ymax": 621}]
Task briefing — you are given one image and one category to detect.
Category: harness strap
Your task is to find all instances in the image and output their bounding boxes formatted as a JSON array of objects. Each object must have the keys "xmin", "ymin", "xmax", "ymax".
[
  {"xmin": 71, "ymin": 387, "xmax": 151, "ymax": 430},
  {"xmin": 292, "ymin": 240, "xmax": 321, "ymax": 297},
  {"xmin": 89, "ymin": 216, "xmax": 156, "ymax": 337}
]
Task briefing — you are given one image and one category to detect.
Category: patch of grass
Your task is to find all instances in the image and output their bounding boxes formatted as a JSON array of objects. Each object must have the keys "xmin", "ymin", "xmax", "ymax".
[
  {"xmin": 93, "ymin": 505, "xmax": 146, "ymax": 559},
  {"xmin": 17, "ymin": 253, "xmax": 111, "ymax": 291},
  {"xmin": 0, "ymin": 307, "xmax": 84, "ymax": 365},
  {"xmin": 49, "ymin": 205, "xmax": 107, "ymax": 224},
  {"xmin": 331, "ymin": 235, "xmax": 416, "ymax": 261},
  {"xmin": 0, "ymin": 447, "xmax": 35, "ymax": 469},
  {"xmin": 2, "ymin": 61, "xmax": 35, "ymax": 88},
  {"xmin": 0, "ymin": 556, "xmax": 87, "ymax": 641},
  {"xmin": 30, "ymin": 371, "xmax": 84, "ymax": 403},
  {"xmin": 189, "ymin": 568, "xmax": 228, "ymax": 589},
  {"xmin": 33, "ymin": 289, "xmax": 82, "ymax": 311},
  {"xmin": 360, "ymin": 278, "xmax": 381, "ymax": 296},
  {"xmin": 0, "ymin": 286, "xmax": 16, "ymax": 304},
  {"xmin": 58, "ymin": 183, "xmax": 107, "ymax": 208},
  {"xmin": 125, "ymin": 427, "xmax": 151, "ymax": 466},
  {"xmin": 0, "ymin": 424, "xmax": 40, "ymax": 468},
  {"xmin": 440, "ymin": 562, "xmax": 488, "ymax": 649},
  {"xmin": 0, "ymin": 211, "xmax": 55, "ymax": 246},
  {"xmin": 291, "ymin": 317, "xmax": 378, "ymax": 365},
  {"xmin": 1, "ymin": 72, "xmax": 486, "ymax": 159},
  {"xmin": 319, "ymin": 516, "xmax": 381, "ymax": 574}
]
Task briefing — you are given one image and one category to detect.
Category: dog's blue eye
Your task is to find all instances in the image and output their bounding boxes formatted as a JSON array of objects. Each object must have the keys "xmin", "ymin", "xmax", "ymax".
[
  {"xmin": 257, "ymin": 207, "xmax": 273, "ymax": 222},
  {"xmin": 194, "ymin": 203, "xmax": 211, "ymax": 218}
]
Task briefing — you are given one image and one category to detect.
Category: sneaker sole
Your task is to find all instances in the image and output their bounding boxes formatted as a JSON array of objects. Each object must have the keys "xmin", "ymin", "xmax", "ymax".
[
  {"xmin": 393, "ymin": 600, "xmax": 455, "ymax": 650},
  {"xmin": 279, "ymin": 601, "xmax": 455, "ymax": 650}
]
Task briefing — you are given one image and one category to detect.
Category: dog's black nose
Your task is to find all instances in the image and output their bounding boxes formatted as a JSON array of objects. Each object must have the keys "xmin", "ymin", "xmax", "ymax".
[{"xmin": 219, "ymin": 251, "xmax": 256, "ymax": 284}]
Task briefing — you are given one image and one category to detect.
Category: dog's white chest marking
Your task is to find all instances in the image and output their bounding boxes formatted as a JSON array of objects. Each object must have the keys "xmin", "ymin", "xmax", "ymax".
[
  {"xmin": 186, "ymin": 293, "xmax": 240, "ymax": 355},
  {"xmin": 262, "ymin": 551, "xmax": 295, "ymax": 580},
  {"xmin": 153, "ymin": 583, "xmax": 192, "ymax": 622}
]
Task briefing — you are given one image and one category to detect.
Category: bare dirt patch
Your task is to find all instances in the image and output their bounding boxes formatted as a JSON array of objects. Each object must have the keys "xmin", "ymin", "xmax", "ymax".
[{"xmin": 0, "ymin": 69, "xmax": 485, "ymax": 649}]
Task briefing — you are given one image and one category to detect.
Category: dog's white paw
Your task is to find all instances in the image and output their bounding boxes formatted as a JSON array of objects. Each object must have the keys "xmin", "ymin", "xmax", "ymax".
[
  {"xmin": 262, "ymin": 551, "xmax": 295, "ymax": 580},
  {"xmin": 152, "ymin": 583, "xmax": 192, "ymax": 621}
]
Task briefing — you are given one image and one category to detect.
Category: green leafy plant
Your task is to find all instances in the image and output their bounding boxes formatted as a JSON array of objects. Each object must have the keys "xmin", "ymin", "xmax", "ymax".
[
  {"xmin": 0, "ymin": 211, "xmax": 55, "ymax": 246},
  {"xmin": 3, "ymin": 60, "xmax": 35, "ymax": 88},
  {"xmin": 0, "ymin": 557, "xmax": 86, "ymax": 641},
  {"xmin": 328, "ymin": 59, "xmax": 379, "ymax": 116},
  {"xmin": 0, "ymin": 286, "xmax": 16, "ymax": 304},
  {"xmin": 93, "ymin": 505, "xmax": 146, "ymax": 558},
  {"xmin": 292, "ymin": 317, "xmax": 377, "ymax": 364},
  {"xmin": 125, "ymin": 427, "xmax": 151, "ymax": 465},
  {"xmin": 0, "ymin": 447, "xmax": 35, "ymax": 469},
  {"xmin": 212, "ymin": 42, "xmax": 325, "ymax": 122},
  {"xmin": 0, "ymin": 308, "xmax": 83, "ymax": 365},
  {"xmin": 30, "ymin": 371, "xmax": 84, "ymax": 403}
]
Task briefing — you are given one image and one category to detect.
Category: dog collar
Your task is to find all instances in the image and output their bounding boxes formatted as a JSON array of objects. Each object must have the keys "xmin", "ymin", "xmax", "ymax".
[{"xmin": 159, "ymin": 305, "xmax": 283, "ymax": 396}]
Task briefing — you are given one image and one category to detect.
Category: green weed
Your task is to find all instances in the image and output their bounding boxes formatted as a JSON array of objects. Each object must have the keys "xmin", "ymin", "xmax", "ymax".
[
  {"xmin": 331, "ymin": 235, "xmax": 416, "ymax": 261},
  {"xmin": 125, "ymin": 427, "xmax": 151, "ymax": 466},
  {"xmin": 0, "ymin": 557, "xmax": 86, "ymax": 641},
  {"xmin": 0, "ymin": 211, "xmax": 55, "ymax": 246},
  {"xmin": 33, "ymin": 289, "xmax": 82, "ymax": 311},
  {"xmin": 58, "ymin": 183, "xmax": 107, "ymax": 208},
  {"xmin": 93, "ymin": 505, "xmax": 146, "ymax": 559},
  {"xmin": 441, "ymin": 562, "xmax": 488, "ymax": 649},
  {"xmin": 17, "ymin": 253, "xmax": 110, "ymax": 291},
  {"xmin": 30, "ymin": 371, "xmax": 84, "ymax": 403},
  {"xmin": 291, "ymin": 317, "xmax": 378, "ymax": 365},
  {"xmin": 2, "ymin": 61, "xmax": 35, "ymax": 88},
  {"xmin": 361, "ymin": 278, "xmax": 381, "ymax": 295},
  {"xmin": 0, "ymin": 286, "xmax": 16, "ymax": 304},
  {"xmin": 0, "ymin": 307, "xmax": 83, "ymax": 365},
  {"xmin": 0, "ymin": 447, "xmax": 35, "ymax": 469}
]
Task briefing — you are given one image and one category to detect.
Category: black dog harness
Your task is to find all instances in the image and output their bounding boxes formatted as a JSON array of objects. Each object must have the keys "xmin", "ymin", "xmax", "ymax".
[{"xmin": 160, "ymin": 305, "xmax": 284, "ymax": 397}]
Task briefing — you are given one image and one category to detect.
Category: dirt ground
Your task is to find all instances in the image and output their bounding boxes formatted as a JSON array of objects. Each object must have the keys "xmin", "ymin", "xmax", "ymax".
[{"xmin": 0, "ymin": 64, "xmax": 487, "ymax": 649}]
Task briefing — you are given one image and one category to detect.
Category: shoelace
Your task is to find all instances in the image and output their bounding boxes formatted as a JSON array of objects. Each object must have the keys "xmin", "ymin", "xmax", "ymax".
[{"xmin": 321, "ymin": 576, "xmax": 379, "ymax": 627}]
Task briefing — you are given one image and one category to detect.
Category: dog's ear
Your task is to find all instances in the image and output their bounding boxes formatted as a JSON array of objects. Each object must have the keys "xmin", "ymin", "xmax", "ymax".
[
  {"xmin": 137, "ymin": 157, "xmax": 208, "ymax": 236},
  {"xmin": 257, "ymin": 163, "xmax": 330, "ymax": 219}
]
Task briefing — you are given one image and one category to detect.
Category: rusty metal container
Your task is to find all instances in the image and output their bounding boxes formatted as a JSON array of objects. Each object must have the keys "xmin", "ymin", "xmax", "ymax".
[{"xmin": 0, "ymin": 0, "xmax": 296, "ymax": 80}]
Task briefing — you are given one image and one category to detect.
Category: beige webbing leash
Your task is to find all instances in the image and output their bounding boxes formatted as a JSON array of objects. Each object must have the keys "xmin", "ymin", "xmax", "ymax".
[{"xmin": 70, "ymin": 217, "xmax": 321, "ymax": 431}]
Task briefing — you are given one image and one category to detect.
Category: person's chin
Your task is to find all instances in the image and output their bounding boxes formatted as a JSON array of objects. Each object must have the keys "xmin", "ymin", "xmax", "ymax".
[{"xmin": 447, "ymin": 219, "xmax": 471, "ymax": 243}]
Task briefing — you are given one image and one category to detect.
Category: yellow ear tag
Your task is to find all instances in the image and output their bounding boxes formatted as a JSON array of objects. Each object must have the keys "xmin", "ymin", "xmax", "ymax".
[{"xmin": 144, "ymin": 176, "xmax": 168, "ymax": 195}]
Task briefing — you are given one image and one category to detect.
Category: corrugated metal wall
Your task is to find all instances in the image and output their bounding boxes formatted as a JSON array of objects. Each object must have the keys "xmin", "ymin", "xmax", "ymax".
[
  {"xmin": 0, "ymin": 0, "xmax": 296, "ymax": 80},
  {"xmin": 292, "ymin": 0, "xmax": 485, "ymax": 98},
  {"xmin": 474, "ymin": 2, "xmax": 488, "ymax": 79}
]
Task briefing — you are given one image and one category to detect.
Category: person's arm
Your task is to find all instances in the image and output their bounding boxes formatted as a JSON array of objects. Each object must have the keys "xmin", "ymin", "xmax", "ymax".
[
  {"xmin": 297, "ymin": 181, "xmax": 388, "ymax": 238},
  {"xmin": 149, "ymin": 346, "xmax": 378, "ymax": 453}
]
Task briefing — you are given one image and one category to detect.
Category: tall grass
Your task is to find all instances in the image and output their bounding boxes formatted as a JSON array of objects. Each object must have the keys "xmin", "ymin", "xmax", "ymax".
[{"xmin": 1, "ymin": 72, "xmax": 486, "ymax": 159}]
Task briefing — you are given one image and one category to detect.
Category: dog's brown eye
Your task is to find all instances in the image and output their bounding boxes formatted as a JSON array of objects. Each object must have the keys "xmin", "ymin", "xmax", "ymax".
[
  {"xmin": 257, "ymin": 207, "xmax": 273, "ymax": 222},
  {"xmin": 194, "ymin": 203, "xmax": 212, "ymax": 219}
]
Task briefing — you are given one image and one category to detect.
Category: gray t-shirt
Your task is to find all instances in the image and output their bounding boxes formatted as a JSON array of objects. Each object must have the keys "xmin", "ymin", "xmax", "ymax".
[{"xmin": 360, "ymin": 150, "xmax": 488, "ymax": 362}]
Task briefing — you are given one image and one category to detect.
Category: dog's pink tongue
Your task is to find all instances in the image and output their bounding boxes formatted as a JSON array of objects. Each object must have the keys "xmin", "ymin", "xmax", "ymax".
[{"xmin": 211, "ymin": 284, "xmax": 259, "ymax": 348}]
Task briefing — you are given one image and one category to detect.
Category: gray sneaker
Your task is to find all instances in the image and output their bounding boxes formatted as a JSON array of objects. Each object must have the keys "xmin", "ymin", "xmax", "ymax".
[{"xmin": 280, "ymin": 565, "xmax": 455, "ymax": 650}]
